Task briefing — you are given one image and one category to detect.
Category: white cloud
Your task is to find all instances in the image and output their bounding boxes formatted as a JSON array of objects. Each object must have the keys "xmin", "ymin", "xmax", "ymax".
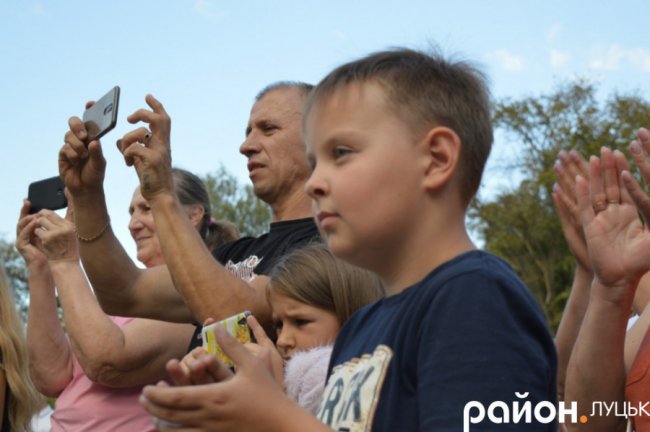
[
  {"xmin": 549, "ymin": 49, "xmax": 571, "ymax": 68},
  {"xmin": 486, "ymin": 49, "xmax": 525, "ymax": 72},
  {"xmin": 589, "ymin": 44, "xmax": 650, "ymax": 73},
  {"xmin": 589, "ymin": 44, "xmax": 626, "ymax": 70},
  {"xmin": 546, "ymin": 23, "xmax": 562, "ymax": 42},
  {"xmin": 193, "ymin": 0, "xmax": 224, "ymax": 20}
]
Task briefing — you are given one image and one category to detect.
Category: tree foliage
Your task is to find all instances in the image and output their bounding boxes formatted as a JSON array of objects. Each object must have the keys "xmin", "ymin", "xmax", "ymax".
[
  {"xmin": 0, "ymin": 238, "xmax": 29, "ymax": 322},
  {"xmin": 203, "ymin": 165, "xmax": 271, "ymax": 237},
  {"xmin": 470, "ymin": 81, "xmax": 650, "ymax": 332}
]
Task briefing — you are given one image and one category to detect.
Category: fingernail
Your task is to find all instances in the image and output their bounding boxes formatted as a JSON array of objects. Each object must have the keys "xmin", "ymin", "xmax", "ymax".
[
  {"xmin": 558, "ymin": 150, "xmax": 568, "ymax": 161},
  {"xmin": 78, "ymin": 130, "xmax": 86, "ymax": 139},
  {"xmin": 553, "ymin": 183, "xmax": 561, "ymax": 193},
  {"xmin": 639, "ymin": 128, "xmax": 650, "ymax": 138},
  {"xmin": 553, "ymin": 161, "xmax": 562, "ymax": 173},
  {"xmin": 570, "ymin": 149, "xmax": 579, "ymax": 159},
  {"xmin": 630, "ymin": 141, "xmax": 642, "ymax": 154}
]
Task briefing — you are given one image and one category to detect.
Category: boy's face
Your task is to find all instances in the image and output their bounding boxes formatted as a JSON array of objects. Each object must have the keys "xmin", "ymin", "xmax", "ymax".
[{"xmin": 304, "ymin": 82, "xmax": 424, "ymax": 271}]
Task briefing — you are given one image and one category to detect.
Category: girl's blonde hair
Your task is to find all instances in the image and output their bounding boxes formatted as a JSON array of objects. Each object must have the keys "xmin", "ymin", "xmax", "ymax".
[
  {"xmin": 0, "ymin": 264, "xmax": 40, "ymax": 431},
  {"xmin": 268, "ymin": 243, "xmax": 385, "ymax": 325}
]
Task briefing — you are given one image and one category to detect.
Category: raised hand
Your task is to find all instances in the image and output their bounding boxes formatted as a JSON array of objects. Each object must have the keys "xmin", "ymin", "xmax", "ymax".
[
  {"xmin": 15, "ymin": 200, "xmax": 47, "ymax": 268},
  {"xmin": 59, "ymin": 102, "xmax": 107, "ymax": 196},
  {"xmin": 116, "ymin": 95, "xmax": 173, "ymax": 201},
  {"xmin": 627, "ymin": 127, "xmax": 650, "ymax": 185},
  {"xmin": 577, "ymin": 148, "xmax": 650, "ymax": 294},
  {"xmin": 552, "ymin": 149, "xmax": 591, "ymax": 271},
  {"xmin": 32, "ymin": 208, "xmax": 78, "ymax": 264}
]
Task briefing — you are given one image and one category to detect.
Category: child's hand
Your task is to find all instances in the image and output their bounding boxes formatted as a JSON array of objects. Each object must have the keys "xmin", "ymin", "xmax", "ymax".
[
  {"xmin": 141, "ymin": 325, "xmax": 296, "ymax": 431},
  {"xmin": 553, "ymin": 149, "xmax": 591, "ymax": 272},
  {"xmin": 246, "ymin": 315, "xmax": 285, "ymax": 388},
  {"xmin": 577, "ymin": 148, "xmax": 650, "ymax": 296},
  {"xmin": 166, "ymin": 346, "xmax": 233, "ymax": 387}
]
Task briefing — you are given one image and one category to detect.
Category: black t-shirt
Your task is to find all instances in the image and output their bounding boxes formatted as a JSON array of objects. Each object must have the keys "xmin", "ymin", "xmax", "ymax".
[
  {"xmin": 213, "ymin": 218, "xmax": 321, "ymax": 280},
  {"xmin": 188, "ymin": 218, "xmax": 321, "ymax": 350},
  {"xmin": 318, "ymin": 250, "xmax": 557, "ymax": 431}
]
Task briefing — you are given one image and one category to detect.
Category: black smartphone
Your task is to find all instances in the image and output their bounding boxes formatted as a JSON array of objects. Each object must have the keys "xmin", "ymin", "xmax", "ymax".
[
  {"xmin": 82, "ymin": 86, "xmax": 120, "ymax": 143},
  {"xmin": 28, "ymin": 176, "xmax": 67, "ymax": 214}
]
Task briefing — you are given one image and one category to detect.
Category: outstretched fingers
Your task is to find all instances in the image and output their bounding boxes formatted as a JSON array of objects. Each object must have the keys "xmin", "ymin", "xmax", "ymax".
[
  {"xmin": 588, "ymin": 156, "xmax": 607, "ymax": 214},
  {"xmin": 576, "ymin": 174, "xmax": 595, "ymax": 229},
  {"xmin": 601, "ymin": 147, "xmax": 620, "ymax": 205},
  {"xmin": 629, "ymin": 128, "xmax": 650, "ymax": 186},
  {"xmin": 622, "ymin": 171, "xmax": 650, "ymax": 223}
]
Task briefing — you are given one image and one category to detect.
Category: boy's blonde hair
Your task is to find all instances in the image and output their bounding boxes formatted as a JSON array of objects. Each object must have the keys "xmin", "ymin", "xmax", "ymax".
[
  {"xmin": 267, "ymin": 243, "xmax": 384, "ymax": 325},
  {"xmin": 0, "ymin": 265, "xmax": 40, "ymax": 431},
  {"xmin": 305, "ymin": 47, "xmax": 493, "ymax": 205}
]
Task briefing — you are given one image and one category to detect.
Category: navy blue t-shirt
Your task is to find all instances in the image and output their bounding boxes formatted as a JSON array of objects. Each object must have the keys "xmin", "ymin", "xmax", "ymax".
[{"xmin": 317, "ymin": 250, "xmax": 557, "ymax": 431}]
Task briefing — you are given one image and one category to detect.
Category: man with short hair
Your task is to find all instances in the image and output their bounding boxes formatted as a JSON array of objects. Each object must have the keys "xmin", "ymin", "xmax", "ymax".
[{"xmin": 59, "ymin": 82, "xmax": 320, "ymax": 329}]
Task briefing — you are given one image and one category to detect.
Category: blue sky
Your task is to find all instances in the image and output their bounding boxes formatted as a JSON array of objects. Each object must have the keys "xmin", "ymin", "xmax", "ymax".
[{"xmin": 1, "ymin": 0, "xmax": 649, "ymax": 260}]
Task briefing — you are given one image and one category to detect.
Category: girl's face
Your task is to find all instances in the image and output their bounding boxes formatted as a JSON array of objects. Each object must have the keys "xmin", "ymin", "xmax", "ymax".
[{"xmin": 269, "ymin": 290, "xmax": 340, "ymax": 361}]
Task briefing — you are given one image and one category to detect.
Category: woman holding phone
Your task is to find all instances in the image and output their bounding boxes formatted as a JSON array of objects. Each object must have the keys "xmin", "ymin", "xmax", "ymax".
[{"xmin": 16, "ymin": 168, "xmax": 238, "ymax": 431}]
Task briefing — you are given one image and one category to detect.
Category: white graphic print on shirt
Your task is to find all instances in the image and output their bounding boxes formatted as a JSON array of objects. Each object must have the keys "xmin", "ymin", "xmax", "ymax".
[
  {"xmin": 224, "ymin": 255, "xmax": 263, "ymax": 282},
  {"xmin": 317, "ymin": 345, "xmax": 393, "ymax": 432}
]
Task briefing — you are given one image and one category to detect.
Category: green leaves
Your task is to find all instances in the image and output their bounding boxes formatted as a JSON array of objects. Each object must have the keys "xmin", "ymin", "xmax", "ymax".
[
  {"xmin": 473, "ymin": 81, "xmax": 650, "ymax": 332},
  {"xmin": 203, "ymin": 165, "xmax": 271, "ymax": 238}
]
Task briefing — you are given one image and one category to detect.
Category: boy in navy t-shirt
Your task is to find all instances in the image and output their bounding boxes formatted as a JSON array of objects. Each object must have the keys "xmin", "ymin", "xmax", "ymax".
[{"xmin": 140, "ymin": 48, "xmax": 558, "ymax": 431}]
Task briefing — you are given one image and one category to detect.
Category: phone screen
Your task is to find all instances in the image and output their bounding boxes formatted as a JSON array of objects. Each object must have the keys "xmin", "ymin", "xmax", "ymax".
[{"xmin": 82, "ymin": 86, "xmax": 120, "ymax": 142}]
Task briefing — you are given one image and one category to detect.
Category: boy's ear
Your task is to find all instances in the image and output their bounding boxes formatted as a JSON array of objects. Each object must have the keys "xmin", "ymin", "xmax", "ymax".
[{"xmin": 420, "ymin": 126, "xmax": 461, "ymax": 191}]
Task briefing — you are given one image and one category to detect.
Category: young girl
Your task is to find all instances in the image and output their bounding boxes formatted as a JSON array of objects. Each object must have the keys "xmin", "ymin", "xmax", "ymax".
[
  {"xmin": 0, "ymin": 264, "xmax": 40, "ymax": 432},
  {"xmin": 267, "ymin": 243, "xmax": 385, "ymax": 413},
  {"xmin": 178, "ymin": 243, "xmax": 384, "ymax": 415}
]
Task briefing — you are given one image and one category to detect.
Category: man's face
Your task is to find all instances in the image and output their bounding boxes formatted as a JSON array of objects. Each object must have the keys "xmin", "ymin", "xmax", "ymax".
[{"xmin": 239, "ymin": 88, "xmax": 311, "ymax": 206}]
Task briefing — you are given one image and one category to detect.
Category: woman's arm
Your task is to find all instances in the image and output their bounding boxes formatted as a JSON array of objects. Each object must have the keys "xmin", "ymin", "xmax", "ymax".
[
  {"xmin": 36, "ymin": 210, "xmax": 196, "ymax": 387},
  {"xmin": 16, "ymin": 204, "xmax": 73, "ymax": 396}
]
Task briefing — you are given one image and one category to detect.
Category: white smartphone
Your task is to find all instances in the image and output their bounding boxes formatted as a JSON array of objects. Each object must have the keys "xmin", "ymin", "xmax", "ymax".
[{"xmin": 201, "ymin": 311, "xmax": 252, "ymax": 367}]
